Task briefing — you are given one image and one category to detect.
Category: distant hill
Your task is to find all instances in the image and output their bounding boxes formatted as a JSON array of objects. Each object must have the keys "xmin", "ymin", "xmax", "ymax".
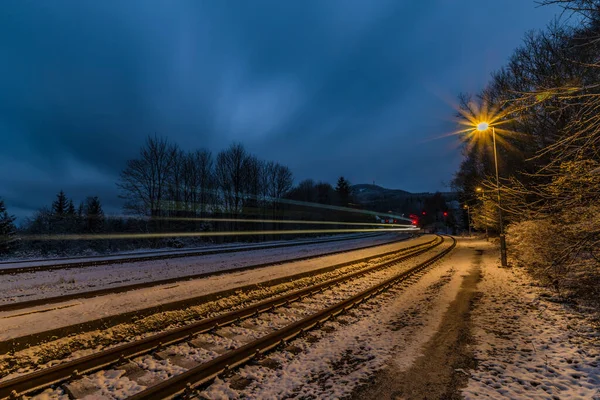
[
  {"xmin": 353, "ymin": 184, "xmax": 410, "ymax": 199},
  {"xmin": 352, "ymin": 184, "xmax": 457, "ymax": 214}
]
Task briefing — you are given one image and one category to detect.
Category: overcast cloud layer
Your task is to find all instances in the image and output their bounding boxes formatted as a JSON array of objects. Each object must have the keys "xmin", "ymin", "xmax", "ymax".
[{"xmin": 0, "ymin": 1, "xmax": 558, "ymax": 218}]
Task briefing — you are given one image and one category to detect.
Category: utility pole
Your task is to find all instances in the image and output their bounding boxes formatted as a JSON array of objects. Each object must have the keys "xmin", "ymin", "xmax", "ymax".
[{"xmin": 476, "ymin": 187, "xmax": 489, "ymax": 241}]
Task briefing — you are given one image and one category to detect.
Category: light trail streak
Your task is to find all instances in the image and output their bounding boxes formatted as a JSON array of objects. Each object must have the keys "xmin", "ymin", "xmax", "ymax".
[
  {"xmin": 153, "ymin": 191, "xmax": 413, "ymax": 223},
  {"xmin": 102, "ymin": 216, "xmax": 411, "ymax": 228},
  {"xmin": 21, "ymin": 227, "xmax": 418, "ymax": 241}
]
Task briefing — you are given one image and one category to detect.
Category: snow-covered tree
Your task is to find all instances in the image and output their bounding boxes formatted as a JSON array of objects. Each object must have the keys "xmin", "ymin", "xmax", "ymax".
[{"xmin": 452, "ymin": 2, "xmax": 600, "ymax": 303}]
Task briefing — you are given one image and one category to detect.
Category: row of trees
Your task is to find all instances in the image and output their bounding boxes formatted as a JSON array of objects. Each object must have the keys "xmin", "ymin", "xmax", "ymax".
[
  {"xmin": 116, "ymin": 137, "xmax": 361, "ymax": 232},
  {"xmin": 16, "ymin": 191, "xmax": 106, "ymax": 254},
  {"xmin": 1, "ymin": 193, "xmax": 108, "ymax": 255},
  {"xmin": 453, "ymin": 0, "xmax": 600, "ymax": 303},
  {"xmin": 26, "ymin": 191, "xmax": 105, "ymax": 235},
  {"xmin": 117, "ymin": 136, "xmax": 372, "ymax": 240},
  {"xmin": 117, "ymin": 137, "xmax": 294, "ymax": 225},
  {"xmin": 1, "ymin": 137, "xmax": 367, "ymax": 256}
]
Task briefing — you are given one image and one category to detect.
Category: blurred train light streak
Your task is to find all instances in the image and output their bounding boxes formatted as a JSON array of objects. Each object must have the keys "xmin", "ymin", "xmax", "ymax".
[
  {"xmin": 21, "ymin": 227, "xmax": 419, "ymax": 241},
  {"xmin": 102, "ymin": 216, "xmax": 411, "ymax": 228}
]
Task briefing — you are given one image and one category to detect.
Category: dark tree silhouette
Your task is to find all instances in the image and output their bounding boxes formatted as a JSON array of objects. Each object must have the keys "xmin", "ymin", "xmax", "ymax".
[
  {"xmin": 335, "ymin": 176, "xmax": 352, "ymax": 206},
  {"xmin": 67, "ymin": 199, "xmax": 76, "ymax": 216},
  {"xmin": 85, "ymin": 196, "xmax": 105, "ymax": 233},
  {"xmin": 117, "ymin": 135, "xmax": 178, "ymax": 217},
  {"xmin": 52, "ymin": 190, "xmax": 69, "ymax": 216},
  {"xmin": 0, "ymin": 198, "xmax": 17, "ymax": 254},
  {"xmin": 215, "ymin": 143, "xmax": 249, "ymax": 217}
]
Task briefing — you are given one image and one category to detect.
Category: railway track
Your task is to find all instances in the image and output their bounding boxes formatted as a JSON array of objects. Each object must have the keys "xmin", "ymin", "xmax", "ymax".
[
  {"xmin": 0, "ymin": 235, "xmax": 453, "ymax": 400},
  {"xmin": 0, "ymin": 233, "xmax": 411, "ymax": 314},
  {"xmin": 0, "ymin": 232, "xmax": 391, "ymax": 276},
  {"xmin": 0, "ymin": 236, "xmax": 438, "ymax": 358}
]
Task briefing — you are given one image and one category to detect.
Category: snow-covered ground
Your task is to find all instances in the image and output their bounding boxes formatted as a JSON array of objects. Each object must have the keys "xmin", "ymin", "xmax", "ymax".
[
  {"xmin": 0, "ymin": 233, "xmax": 403, "ymax": 307},
  {"xmin": 0, "ymin": 235, "xmax": 432, "ymax": 341},
  {"xmin": 199, "ymin": 239, "xmax": 600, "ymax": 399},
  {"xmin": 7, "ymin": 238, "xmax": 595, "ymax": 399},
  {"xmin": 0, "ymin": 232, "xmax": 382, "ymax": 267},
  {"xmin": 21, "ymin": 240, "xmax": 454, "ymax": 398},
  {"xmin": 463, "ymin": 242, "xmax": 600, "ymax": 400}
]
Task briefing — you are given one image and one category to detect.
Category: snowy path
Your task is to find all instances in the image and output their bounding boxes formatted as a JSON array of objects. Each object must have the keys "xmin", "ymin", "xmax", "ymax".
[
  {"xmin": 0, "ymin": 235, "xmax": 432, "ymax": 341},
  {"xmin": 0, "ymin": 233, "xmax": 401, "ymax": 307},
  {"xmin": 463, "ymin": 241, "xmax": 600, "ymax": 400}
]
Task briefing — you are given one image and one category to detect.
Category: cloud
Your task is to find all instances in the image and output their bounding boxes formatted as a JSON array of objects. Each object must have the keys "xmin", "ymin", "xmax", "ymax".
[{"xmin": 0, "ymin": 0, "xmax": 559, "ymax": 218}]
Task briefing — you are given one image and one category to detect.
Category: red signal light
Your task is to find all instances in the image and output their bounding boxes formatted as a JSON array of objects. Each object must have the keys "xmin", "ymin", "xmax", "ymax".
[
  {"xmin": 422, "ymin": 211, "xmax": 426, "ymax": 215},
  {"xmin": 443, "ymin": 212, "xmax": 448, "ymax": 217}
]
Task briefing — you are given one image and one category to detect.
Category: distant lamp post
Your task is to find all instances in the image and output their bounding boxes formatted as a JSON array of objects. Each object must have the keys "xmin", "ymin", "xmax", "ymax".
[
  {"xmin": 476, "ymin": 122, "xmax": 508, "ymax": 266},
  {"xmin": 476, "ymin": 187, "xmax": 489, "ymax": 241},
  {"xmin": 463, "ymin": 204, "xmax": 471, "ymax": 237}
]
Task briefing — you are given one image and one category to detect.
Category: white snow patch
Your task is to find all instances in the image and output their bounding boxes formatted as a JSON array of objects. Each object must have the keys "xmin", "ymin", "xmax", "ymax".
[{"xmin": 463, "ymin": 245, "xmax": 600, "ymax": 400}]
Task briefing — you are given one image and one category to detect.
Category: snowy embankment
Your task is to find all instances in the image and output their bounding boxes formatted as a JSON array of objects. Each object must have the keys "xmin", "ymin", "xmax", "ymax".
[
  {"xmin": 0, "ymin": 233, "xmax": 401, "ymax": 306},
  {"xmin": 463, "ymin": 247, "xmax": 600, "ymax": 399}
]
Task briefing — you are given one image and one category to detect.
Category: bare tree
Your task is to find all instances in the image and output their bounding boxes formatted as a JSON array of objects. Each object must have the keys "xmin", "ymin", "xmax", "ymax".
[
  {"xmin": 215, "ymin": 143, "xmax": 249, "ymax": 217},
  {"xmin": 242, "ymin": 155, "xmax": 263, "ymax": 216},
  {"xmin": 167, "ymin": 147, "xmax": 186, "ymax": 219},
  {"xmin": 117, "ymin": 135, "xmax": 177, "ymax": 218},
  {"xmin": 194, "ymin": 149, "xmax": 215, "ymax": 218},
  {"xmin": 273, "ymin": 164, "xmax": 294, "ymax": 200},
  {"xmin": 263, "ymin": 162, "xmax": 293, "ymax": 203}
]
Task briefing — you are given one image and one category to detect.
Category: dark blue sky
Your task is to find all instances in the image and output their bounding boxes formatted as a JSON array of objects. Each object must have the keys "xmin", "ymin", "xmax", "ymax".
[{"xmin": 1, "ymin": 1, "xmax": 559, "ymax": 218}]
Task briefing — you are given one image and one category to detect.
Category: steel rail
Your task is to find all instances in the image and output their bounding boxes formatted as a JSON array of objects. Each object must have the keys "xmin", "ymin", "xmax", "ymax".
[
  {"xmin": 0, "ymin": 232, "xmax": 388, "ymax": 275},
  {"xmin": 0, "ymin": 234, "xmax": 413, "ymax": 314},
  {"xmin": 129, "ymin": 236, "xmax": 456, "ymax": 400},
  {"xmin": 0, "ymin": 236, "xmax": 443, "ymax": 399}
]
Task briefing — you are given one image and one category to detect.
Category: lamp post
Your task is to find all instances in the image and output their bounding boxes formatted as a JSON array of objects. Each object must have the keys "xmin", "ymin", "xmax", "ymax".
[
  {"xmin": 476, "ymin": 187, "xmax": 489, "ymax": 241},
  {"xmin": 463, "ymin": 204, "xmax": 471, "ymax": 237},
  {"xmin": 476, "ymin": 122, "xmax": 508, "ymax": 266}
]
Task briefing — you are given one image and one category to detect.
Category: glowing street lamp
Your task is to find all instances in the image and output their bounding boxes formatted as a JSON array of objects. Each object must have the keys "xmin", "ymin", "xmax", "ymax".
[
  {"xmin": 476, "ymin": 122, "xmax": 489, "ymax": 131},
  {"xmin": 476, "ymin": 123, "xmax": 508, "ymax": 266}
]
